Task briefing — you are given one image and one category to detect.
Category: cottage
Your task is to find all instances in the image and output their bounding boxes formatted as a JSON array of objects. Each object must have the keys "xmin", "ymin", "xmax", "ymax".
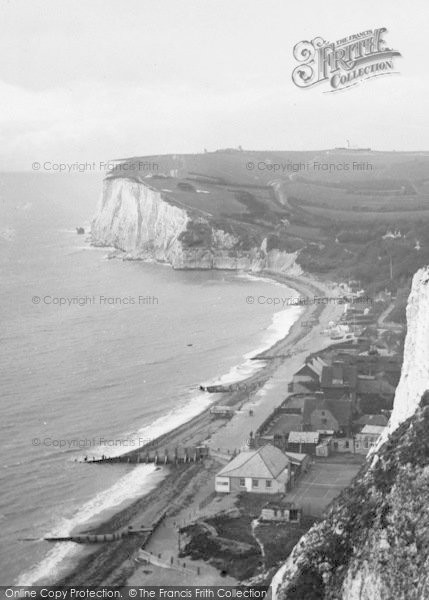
[
  {"xmin": 321, "ymin": 361, "xmax": 357, "ymax": 400},
  {"xmin": 331, "ymin": 437, "xmax": 354, "ymax": 453},
  {"xmin": 215, "ymin": 444, "xmax": 291, "ymax": 494},
  {"xmin": 355, "ymin": 424, "xmax": 386, "ymax": 454},
  {"xmin": 290, "ymin": 357, "xmax": 328, "ymax": 394},
  {"xmin": 303, "ymin": 395, "xmax": 353, "ymax": 436},
  {"xmin": 260, "ymin": 501, "xmax": 302, "ymax": 523}
]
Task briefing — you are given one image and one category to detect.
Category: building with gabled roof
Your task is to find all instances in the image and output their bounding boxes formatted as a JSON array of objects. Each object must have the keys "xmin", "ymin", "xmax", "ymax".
[
  {"xmin": 215, "ymin": 444, "xmax": 291, "ymax": 494},
  {"xmin": 355, "ymin": 414, "xmax": 389, "ymax": 428},
  {"xmin": 302, "ymin": 395, "xmax": 354, "ymax": 436},
  {"xmin": 291, "ymin": 356, "xmax": 328, "ymax": 393},
  {"xmin": 321, "ymin": 361, "xmax": 358, "ymax": 400},
  {"xmin": 355, "ymin": 424, "xmax": 386, "ymax": 454}
]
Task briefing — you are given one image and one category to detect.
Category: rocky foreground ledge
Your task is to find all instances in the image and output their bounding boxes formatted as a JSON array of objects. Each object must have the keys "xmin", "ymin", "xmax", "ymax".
[{"xmin": 270, "ymin": 266, "xmax": 429, "ymax": 600}]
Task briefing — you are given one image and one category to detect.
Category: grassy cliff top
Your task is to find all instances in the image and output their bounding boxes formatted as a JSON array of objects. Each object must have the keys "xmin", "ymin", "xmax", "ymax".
[{"xmin": 105, "ymin": 150, "xmax": 429, "ymax": 310}]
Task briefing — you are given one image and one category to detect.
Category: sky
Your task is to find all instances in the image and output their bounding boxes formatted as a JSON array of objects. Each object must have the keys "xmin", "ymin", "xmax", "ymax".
[{"xmin": 0, "ymin": 0, "xmax": 428, "ymax": 170}]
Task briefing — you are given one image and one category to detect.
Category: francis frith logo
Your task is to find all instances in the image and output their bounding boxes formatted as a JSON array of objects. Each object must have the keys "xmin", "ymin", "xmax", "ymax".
[{"xmin": 292, "ymin": 28, "xmax": 401, "ymax": 92}]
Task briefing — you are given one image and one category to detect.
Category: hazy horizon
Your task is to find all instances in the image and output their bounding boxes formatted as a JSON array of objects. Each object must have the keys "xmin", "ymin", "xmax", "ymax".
[{"xmin": 1, "ymin": 0, "xmax": 429, "ymax": 170}]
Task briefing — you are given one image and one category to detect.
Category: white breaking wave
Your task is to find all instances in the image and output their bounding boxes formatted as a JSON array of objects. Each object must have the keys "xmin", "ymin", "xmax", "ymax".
[
  {"xmin": 93, "ymin": 391, "xmax": 216, "ymax": 460},
  {"xmin": 16, "ymin": 273, "xmax": 304, "ymax": 586},
  {"xmin": 204, "ymin": 304, "xmax": 303, "ymax": 387},
  {"xmin": 16, "ymin": 464, "xmax": 165, "ymax": 586}
]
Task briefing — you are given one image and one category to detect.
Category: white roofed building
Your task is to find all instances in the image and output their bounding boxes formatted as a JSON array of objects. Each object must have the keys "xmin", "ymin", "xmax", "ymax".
[
  {"xmin": 355, "ymin": 424, "xmax": 386, "ymax": 454},
  {"xmin": 215, "ymin": 444, "xmax": 291, "ymax": 494}
]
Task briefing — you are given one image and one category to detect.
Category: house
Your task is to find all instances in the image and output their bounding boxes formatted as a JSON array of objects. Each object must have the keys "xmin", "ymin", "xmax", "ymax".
[
  {"xmin": 321, "ymin": 361, "xmax": 358, "ymax": 400},
  {"xmin": 260, "ymin": 501, "xmax": 302, "ymax": 523},
  {"xmin": 287, "ymin": 431, "xmax": 320, "ymax": 454},
  {"xmin": 331, "ymin": 437, "xmax": 355, "ymax": 453},
  {"xmin": 258, "ymin": 391, "xmax": 354, "ymax": 450},
  {"xmin": 356, "ymin": 375, "xmax": 396, "ymax": 414},
  {"xmin": 215, "ymin": 444, "xmax": 291, "ymax": 494},
  {"xmin": 355, "ymin": 425, "xmax": 386, "ymax": 454},
  {"xmin": 290, "ymin": 357, "xmax": 328, "ymax": 394},
  {"xmin": 331, "ymin": 351, "xmax": 401, "ymax": 379},
  {"xmin": 302, "ymin": 395, "xmax": 354, "ymax": 436}
]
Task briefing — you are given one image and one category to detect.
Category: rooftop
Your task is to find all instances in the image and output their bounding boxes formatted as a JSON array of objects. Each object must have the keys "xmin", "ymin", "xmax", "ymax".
[
  {"xmin": 216, "ymin": 444, "xmax": 290, "ymax": 479},
  {"xmin": 284, "ymin": 451, "xmax": 309, "ymax": 464},
  {"xmin": 360, "ymin": 425, "xmax": 386, "ymax": 435},
  {"xmin": 357, "ymin": 378, "xmax": 396, "ymax": 395},
  {"xmin": 263, "ymin": 501, "xmax": 297, "ymax": 510},
  {"xmin": 288, "ymin": 431, "xmax": 320, "ymax": 444},
  {"xmin": 302, "ymin": 396, "xmax": 353, "ymax": 428},
  {"xmin": 321, "ymin": 363, "xmax": 358, "ymax": 389},
  {"xmin": 355, "ymin": 414, "xmax": 389, "ymax": 427}
]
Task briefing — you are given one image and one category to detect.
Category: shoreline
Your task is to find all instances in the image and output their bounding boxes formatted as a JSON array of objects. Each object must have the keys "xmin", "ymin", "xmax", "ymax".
[{"xmin": 48, "ymin": 266, "xmax": 343, "ymax": 586}]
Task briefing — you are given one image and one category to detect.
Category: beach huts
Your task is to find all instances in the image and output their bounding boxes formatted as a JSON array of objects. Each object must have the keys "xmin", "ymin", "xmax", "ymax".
[{"xmin": 215, "ymin": 444, "xmax": 291, "ymax": 494}]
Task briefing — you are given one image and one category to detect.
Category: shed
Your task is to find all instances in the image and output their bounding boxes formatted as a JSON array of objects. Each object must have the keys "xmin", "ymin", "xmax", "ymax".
[{"xmin": 260, "ymin": 501, "xmax": 302, "ymax": 523}]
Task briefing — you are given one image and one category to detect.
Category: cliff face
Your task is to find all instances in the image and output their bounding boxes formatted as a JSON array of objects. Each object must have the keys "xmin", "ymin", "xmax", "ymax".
[
  {"xmin": 375, "ymin": 267, "xmax": 429, "ymax": 450},
  {"xmin": 91, "ymin": 178, "xmax": 302, "ymax": 273},
  {"xmin": 271, "ymin": 266, "xmax": 429, "ymax": 600}
]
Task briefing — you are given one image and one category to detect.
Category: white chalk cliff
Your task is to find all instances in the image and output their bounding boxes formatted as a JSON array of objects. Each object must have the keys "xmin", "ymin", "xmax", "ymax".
[
  {"xmin": 91, "ymin": 177, "xmax": 302, "ymax": 273},
  {"xmin": 374, "ymin": 267, "xmax": 429, "ymax": 450},
  {"xmin": 270, "ymin": 266, "xmax": 429, "ymax": 600}
]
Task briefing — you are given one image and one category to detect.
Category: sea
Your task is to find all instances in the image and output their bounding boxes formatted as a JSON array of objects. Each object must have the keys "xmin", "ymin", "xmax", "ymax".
[{"xmin": 0, "ymin": 172, "xmax": 302, "ymax": 585}]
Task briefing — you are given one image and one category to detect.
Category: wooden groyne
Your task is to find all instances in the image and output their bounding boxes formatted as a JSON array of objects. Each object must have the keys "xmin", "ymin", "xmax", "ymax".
[
  {"xmin": 44, "ymin": 526, "xmax": 152, "ymax": 544},
  {"xmin": 42, "ymin": 510, "xmax": 168, "ymax": 546},
  {"xmin": 83, "ymin": 445, "xmax": 209, "ymax": 465},
  {"xmin": 200, "ymin": 377, "xmax": 267, "ymax": 393}
]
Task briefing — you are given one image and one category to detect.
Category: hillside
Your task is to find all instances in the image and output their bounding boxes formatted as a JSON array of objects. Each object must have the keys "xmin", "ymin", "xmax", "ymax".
[
  {"xmin": 92, "ymin": 149, "xmax": 429, "ymax": 319},
  {"xmin": 271, "ymin": 393, "xmax": 429, "ymax": 600}
]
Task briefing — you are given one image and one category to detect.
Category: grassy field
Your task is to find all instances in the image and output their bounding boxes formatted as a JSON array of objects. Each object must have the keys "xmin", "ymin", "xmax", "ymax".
[{"xmin": 107, "ymin": 149, "xmax": 429, "ymax": 315}]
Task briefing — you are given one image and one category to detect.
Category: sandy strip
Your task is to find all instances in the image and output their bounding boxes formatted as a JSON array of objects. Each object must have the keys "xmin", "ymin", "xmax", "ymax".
[{"xmin": 53, "ymin": 270, "xmax": 344, "ymax": 586}]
